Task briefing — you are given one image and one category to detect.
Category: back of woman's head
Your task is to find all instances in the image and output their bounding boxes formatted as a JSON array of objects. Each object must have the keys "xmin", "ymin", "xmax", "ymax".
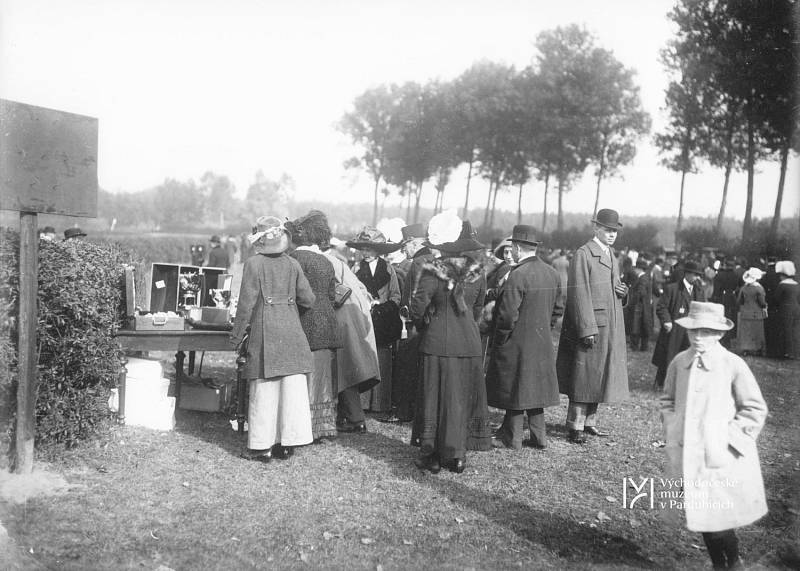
[{"xmin": 289, "ymin": 210, "xmax": 331, "ymax": 248}]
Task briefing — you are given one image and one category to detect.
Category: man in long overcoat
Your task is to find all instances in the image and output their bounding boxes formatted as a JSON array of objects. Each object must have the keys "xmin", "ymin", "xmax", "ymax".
[
  {"xmin": 556, "ymin": 209, "xmax": 629, "ymax": 444},
  {"xmin": 651, "ymin": 261, "xmax": 706, "ymax": 388},
  {"xmin": 486, "ymin": 225, "xmax": 562, "ymax": 449},
  {"xmin": 628, "ymin": 258, "xmax": 655, "ymax": 351}
]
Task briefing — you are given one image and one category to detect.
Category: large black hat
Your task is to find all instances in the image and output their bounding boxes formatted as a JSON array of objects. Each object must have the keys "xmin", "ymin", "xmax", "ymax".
[
  {"xmin": 430, "ymin": 221, "xmax": 484, "ymax": 254},
  {"xmin": 682, "ymin": 260, "xmax": 704, "ymax": 276},
  {"xmin": 591, "ymin": 209, "xmax": 623, "ymax": 230},
  {"xmin": 346, "ymin": 227, "xmax": 402, "ymax": 255}
]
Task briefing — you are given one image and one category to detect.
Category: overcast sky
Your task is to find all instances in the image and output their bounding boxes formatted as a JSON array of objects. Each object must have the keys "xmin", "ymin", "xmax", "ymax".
[{"xmin": 1, "ymin": 0, "xmax": 797, "ymax": 222}]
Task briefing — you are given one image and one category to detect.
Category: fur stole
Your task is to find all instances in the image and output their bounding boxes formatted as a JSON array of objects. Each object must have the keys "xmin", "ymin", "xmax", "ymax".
[{"xmin": 417, "ymin": 256, "xmax": 483, "ymax": 314}]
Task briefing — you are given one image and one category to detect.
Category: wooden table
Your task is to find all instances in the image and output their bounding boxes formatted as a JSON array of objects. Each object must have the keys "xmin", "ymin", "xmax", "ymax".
[{"xmin": 115, "ymin": 328, "xmax": 246, "ymax": 432}]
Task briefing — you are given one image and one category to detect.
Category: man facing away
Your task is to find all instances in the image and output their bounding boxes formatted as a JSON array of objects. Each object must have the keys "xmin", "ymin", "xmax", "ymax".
[
  {"xmin": 486, "ymin": 225, "xmax": 563, "ymax": 450},
  {"xmin": 556, "ymin": 209, "xmax": 629, "ymax": 444}
]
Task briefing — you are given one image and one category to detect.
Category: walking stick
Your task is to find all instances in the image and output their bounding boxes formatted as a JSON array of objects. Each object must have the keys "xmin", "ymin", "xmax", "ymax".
[{"xmin": 235, "ymin": 326, "xmax": 250, "ymax": 434}]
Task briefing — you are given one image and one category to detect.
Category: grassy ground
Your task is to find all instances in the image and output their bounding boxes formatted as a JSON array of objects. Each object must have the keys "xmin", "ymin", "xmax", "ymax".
[{"xmin": 1, "ymin": 343, "xmax": 798, "ymax": 570}]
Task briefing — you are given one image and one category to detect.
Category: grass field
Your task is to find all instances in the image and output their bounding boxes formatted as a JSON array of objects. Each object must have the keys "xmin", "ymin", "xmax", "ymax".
[{"xmin": 1, "ymin": 342, "xmax": 798, "ymax": 570}]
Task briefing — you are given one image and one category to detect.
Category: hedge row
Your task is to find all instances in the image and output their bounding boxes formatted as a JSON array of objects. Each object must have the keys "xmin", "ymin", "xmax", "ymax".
[{"xmin": 0, "ymin": 230, "xmax": 132, "ymax": 468}]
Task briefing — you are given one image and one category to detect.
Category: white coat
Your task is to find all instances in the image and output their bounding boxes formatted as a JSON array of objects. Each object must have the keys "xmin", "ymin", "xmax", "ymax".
[{"xmin": 660, "ymin": 344, "xmax": 768, "ymax": 532}]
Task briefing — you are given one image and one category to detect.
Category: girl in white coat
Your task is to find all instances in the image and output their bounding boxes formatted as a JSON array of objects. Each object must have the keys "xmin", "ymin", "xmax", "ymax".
[{"xmin": 660, "ymin": 301, "xmax": 768, "ymax": 570}]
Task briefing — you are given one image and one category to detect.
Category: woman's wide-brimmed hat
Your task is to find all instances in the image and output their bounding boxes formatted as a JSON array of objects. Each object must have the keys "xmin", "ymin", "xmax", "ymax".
[
  {"xmin": 776, "ymin": 260, "xmax": 796, "ymax": 277},
  {"xmin": 426, "ymin": 210, "xmax": 484, "ymax": 254},
  {"xmin": 742, "ymin": 267, "xmax": 764, "ymax": 284},
  {"xmin": 591, "ymin": 208, "xmax": 623, "ymax": 230},
  {"xmin": 675, "ymin": 301, "xmax": 734, "ymax": 331},
  {"xmin": 249, "ymin": 216, "xmax": 290, "ymax": 254},
  {"xmin": 493, "ymin": 237, "xmax": 513, "ymax": 260},
  {"xmin": 345, "ymin": 226, "xmax": 402, "ymax": 254}
]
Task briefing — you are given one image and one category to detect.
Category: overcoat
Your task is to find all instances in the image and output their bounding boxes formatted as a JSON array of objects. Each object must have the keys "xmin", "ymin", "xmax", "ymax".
[
  {"xmin": 628, "ymin": 270, "xmax": 654, "ymax": 337},
  {"xmin": 230, "ymin": 253, "xmax": 315, "ymax": 379},
  {"xmin": 486, "ymin": 256, "xmax": 562, "ymax": 409},
  {"xmin": 322, "ymin": 251, "xmax": 381, "ymax": 391},
  {"xmin": 660, "ymin": 345, "xmax": 768, "ymax": 532},
  {"xmin": 652, "ymin": 280, "xmax": 706, "ymax": 371},
  {"xmin": 556, "ymin": 239, "xmax": 629, "ymax": 403}
]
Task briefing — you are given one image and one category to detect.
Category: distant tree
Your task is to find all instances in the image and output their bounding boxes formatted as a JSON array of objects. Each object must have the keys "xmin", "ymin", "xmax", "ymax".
[
  {"xmin": 200, "ymin": 171, "xmax": 235, "ymax": 228},
  {"xmin": 245, "ymin": 170, "xmax": 294, "ymax": 220},
  {"xmin": 154, "ymin": 178, "xmax": 205, "ymax": 230},
  {"xmin": 339, "ymin": 85, "xmax": 398, "ymax": 226},
  {"xmin": 531, "ymin": 26, "xmax": 603, "ymax": 231}
]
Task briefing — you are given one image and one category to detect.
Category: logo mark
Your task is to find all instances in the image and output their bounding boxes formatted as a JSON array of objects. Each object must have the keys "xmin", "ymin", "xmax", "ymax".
[{"xmin": 622, "ymin": 477, "xmax": 654, "ymax": 509}]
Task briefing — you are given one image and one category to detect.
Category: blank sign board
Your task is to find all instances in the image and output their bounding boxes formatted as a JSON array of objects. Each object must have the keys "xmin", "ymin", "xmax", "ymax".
[{"xmin": 0, "ymin": 99, "xmax": 98, "ymax": 217}]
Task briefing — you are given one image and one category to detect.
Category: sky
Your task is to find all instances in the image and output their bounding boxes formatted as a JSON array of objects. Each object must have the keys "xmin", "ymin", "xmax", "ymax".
[{"xmin": 1, "ymin": 0, "xmax": 797, "ymax": 223}]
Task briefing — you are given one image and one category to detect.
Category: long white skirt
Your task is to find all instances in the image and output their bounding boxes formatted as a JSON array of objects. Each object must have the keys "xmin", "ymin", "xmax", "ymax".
[{"xmin": 248, "ymin": 374, "xmax": 313, "ymax": 449}]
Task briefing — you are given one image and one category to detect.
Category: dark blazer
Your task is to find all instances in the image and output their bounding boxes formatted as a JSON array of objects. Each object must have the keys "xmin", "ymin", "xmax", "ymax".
[
  {"xmin": 486, "ymin": 256, "xmax": 562, "ymax": 409},
  {"xmin": 290, "ymin": 249, "xmax": 341, "ymax": 351},
  {"xmin": 230, "ymin": 253, "xmax": 315, "ymax": 379},
  {"xmin": 628, "ymin": 270, "xmax": 654, "ymax": 336},
  {"xmin": 410, "ymin": 257, "xmax": 485, "ymax": 357},
  {"xmin": 651, "ymin": 279, "xmax": 706, "ymax": 370}
]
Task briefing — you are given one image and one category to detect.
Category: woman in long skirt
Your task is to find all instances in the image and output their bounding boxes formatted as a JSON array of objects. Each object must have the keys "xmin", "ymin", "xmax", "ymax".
[
  {"xmin": 410, "ymin": 211, "xmax": 491, "ymax": 474},
  {"xmin": 774, "ymin": 261, "xmax": 800, "ymax": 359},
  {"xmin": 346, "ymin": 227, "xmax": 403, "ymax": 414},
  {"xmin": 736, "ymin": 267, "xmax": 767, "ymax": 356},
  {"xmin": 230, "ymin": 216, "xmax": 315, "ymax": 462},
  {"xmin": 288, "ymin": 211, "xmax": 342, "ymax": 441}
]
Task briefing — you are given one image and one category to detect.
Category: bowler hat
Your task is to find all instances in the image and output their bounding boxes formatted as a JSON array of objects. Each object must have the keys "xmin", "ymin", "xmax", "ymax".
[
  {"xmin": 682, "ymin": 261, "xmax": 704, "ymax": 276},
  {"xmin": 63, "ymin": 227, "xmax": 86, "ymax": 240},
  {"xmin": 510, "ymin": 224, "xmax": 540, "ymax": 246},
  {"xmin": 591, "ymin": 209, "xmax": 623, "ymax": 230},
  {"xmin": 401, "ymin": 223, "xmax": 426, "ymax": 242},
  {"xmin": 210, "ymin": 235, "xmax": 221, "ymax": 244},
  {"xmin": 431, "ymin": 221, "xmax": 484, "ymax": 254},
  {"xmin": 675, "ymin": 301, "xmax": 733, "ymax": 331},
  {"xmin": 249, "ymin": 216, "xmax": 290, "ymax": 255},
  {"xmin": 635, "ymin": 258, "xmax": 650, "ymax": 269},
  {"xmin": 346, "ymin": 227, "xmax": 402, "ymax": 255}
]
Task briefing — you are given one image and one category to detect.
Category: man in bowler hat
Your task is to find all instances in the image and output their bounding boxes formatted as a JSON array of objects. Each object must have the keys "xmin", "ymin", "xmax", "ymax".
[
  {"xmin": 651, "ymin": 260, "xmax": 706, "ymax": 388},
  {"xmin": 556, "ymin": 209, "xmax": 629, "ymax": 444},
  {"xmin": 486, "ymin": 225, "xmax": 563, "ymax": 449}
]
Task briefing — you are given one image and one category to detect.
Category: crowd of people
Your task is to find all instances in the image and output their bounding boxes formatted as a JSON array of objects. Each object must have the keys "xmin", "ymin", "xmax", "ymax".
[{"xmin": 228, "ymin": 207, "xmax": 795, "ymax": 570}]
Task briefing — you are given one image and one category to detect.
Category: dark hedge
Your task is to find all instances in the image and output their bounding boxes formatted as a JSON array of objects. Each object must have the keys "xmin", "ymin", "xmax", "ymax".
[{"xmin": 0, "ymin": 230, "xmax": 132, "ymax": 468}]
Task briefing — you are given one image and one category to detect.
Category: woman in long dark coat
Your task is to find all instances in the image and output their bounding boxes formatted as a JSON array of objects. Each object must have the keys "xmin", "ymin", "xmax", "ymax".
[
  {"xmin": 288, "ymin": 211, "xmax": 342, "ymax": 441},
  {"xmin": 230, "ymin": 216, "xmax": 315, "ymax": 462},
  {"xmin": 410, "ymin": 212, "xmax": 491, "ymax": 474},
  {"xmin": 774, "ymin": 261, "xmax": 800, "ymax": 359}
]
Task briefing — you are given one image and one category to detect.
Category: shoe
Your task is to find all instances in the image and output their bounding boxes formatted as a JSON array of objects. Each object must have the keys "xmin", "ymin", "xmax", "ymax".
[
  {"xmin": 240, "ymin": 448, "xmax": 272, "ymax": 463},
  {"xmin": 271, "ymin": 445, "xmax": 294, "ymax": 460},
  {"xmin": 568, "ymin": 429, "xmax": 587, "ymax": 444},
  {"xmin": 414, "ymin": 454, "xmax": 441, "ymax": 474},
  {"xmin": 526, "ymin": 437, "xmax": 547, "ymax": 450},
  {"xmin": 491, "ymin": 437, "xmax": 508, "ymax": 449},
  {"xmin": 584, "ymin": 426, "xmax": 608, "ymax": 437},
  {"xmin": 377, "ymin": 413, "xmax": 401, "ymax": 423},
  {"xmin": 337, "ymin": 420, "xmax": 367, "ymax": 434},
  {"xmin": 447, "ymin": 458, "xmax": 466, "ymax": 474}
]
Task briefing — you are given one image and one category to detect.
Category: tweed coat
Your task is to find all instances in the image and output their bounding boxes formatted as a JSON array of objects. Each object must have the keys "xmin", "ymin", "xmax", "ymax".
[
  {"xmin": 290, "ymin": 248, "xmax": 341, "ymax": 351},
  {"xmin": 660, "ymin": 344, "xmax": 768, "ymax": 532},
  {"xmin": 230, "ymin": 253, "xmax": 315, "ymax": 379},
  {"xmin": 652, "ymin": 280, "xmax": 706, "ymax": 371},
  {"xmin": 486, "ymin": 256, "xmax": 562, "ymax": 409},
  {"xmin": 628, "ymin": 269, "xmax": 654, "ymax": 337},
  {"xmin": 556, "ymin": 239, "xmax": 629, "ymax": 403}
]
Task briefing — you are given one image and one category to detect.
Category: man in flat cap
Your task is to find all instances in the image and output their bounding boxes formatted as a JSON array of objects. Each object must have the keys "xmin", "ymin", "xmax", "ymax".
[
  {"xmin": 486, "ymin": 225, "xmax": 562, "ymax": 449},
  {"xmin": 556, "ymin": 209, "xmax": 629, "ymax": 444}
]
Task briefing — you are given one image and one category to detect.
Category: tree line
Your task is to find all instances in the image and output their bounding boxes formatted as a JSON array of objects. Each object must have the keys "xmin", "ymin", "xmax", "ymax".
[{"xmin": 339, "ymin": 7, "xmax": 796, "ymax": 244}]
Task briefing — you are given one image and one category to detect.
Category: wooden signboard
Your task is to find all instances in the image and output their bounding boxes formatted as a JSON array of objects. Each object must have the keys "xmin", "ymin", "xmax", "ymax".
[
  {"xmin": 0, "ymin": 99, "xmax": 98, "ymax": 217},
  {"xmin": 0, "ymin": 99, "xmax": 98, "ymax": 474}
]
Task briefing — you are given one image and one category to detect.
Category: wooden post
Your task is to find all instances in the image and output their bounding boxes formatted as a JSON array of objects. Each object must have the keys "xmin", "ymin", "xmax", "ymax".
[{"xmin": 15, "ymin": 211, "xmax": 38, "ymax": 474}]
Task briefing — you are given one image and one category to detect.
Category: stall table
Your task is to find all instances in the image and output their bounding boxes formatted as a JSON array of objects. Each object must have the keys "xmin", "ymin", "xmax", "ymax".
[{"xmin": 115, "ymin": 328, "xmax": 246, "ymax": 432}]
